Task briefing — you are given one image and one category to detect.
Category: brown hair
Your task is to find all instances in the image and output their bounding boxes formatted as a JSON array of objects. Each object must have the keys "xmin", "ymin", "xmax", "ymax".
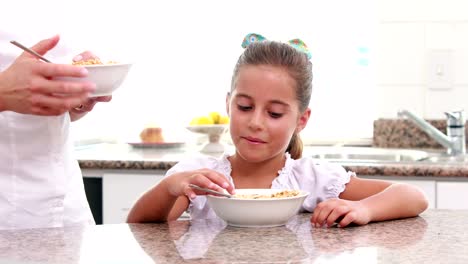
[{"xmin": 230, "ymin": 41, "xmax": 313, "ymax": 159}]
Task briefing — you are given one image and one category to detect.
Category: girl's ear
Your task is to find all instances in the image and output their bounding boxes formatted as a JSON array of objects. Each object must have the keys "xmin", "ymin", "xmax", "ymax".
[
  {"xmin": 296, "ymin": 108, "xmax": 311, "ymax": 133},
  {"xmin": 225, "ymin": 92, "xmax": 231, "ymax": 115}
]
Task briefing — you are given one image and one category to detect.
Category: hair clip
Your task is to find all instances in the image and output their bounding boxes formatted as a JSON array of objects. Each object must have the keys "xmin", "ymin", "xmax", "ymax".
[
  {"xmin": 287, "ymin": 39, "xmax": 312, "ymax": 60},
  {"xmin": 241, "ymin": 33, "xmax": 267, "ymax": 48},
  {"xmin": 241, "ymin": 33, "xmax": 312, "ymax": 60}
]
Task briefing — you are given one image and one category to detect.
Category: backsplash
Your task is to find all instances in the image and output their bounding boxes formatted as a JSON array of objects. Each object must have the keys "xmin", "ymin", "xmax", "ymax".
[{"xmin": 373, "ymin": 119, "xmax": 468, "ymax": 149}]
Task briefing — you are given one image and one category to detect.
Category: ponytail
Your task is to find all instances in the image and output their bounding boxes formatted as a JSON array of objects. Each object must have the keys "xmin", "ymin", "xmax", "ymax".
[{"xmin": 287, "ymin": 133, "xmax": 303, "ymax": 159}]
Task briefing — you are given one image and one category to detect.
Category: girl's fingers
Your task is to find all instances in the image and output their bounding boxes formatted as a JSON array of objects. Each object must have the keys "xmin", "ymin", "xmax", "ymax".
[
  {"xmin": 313, "ymin": 201, "xmax": 359, "ymax": 228},
  {"xmin": 311, "ymin": 202, "xmax": 324, "ymax": 224},
  {"xmin": 312, "ymin": 205, "xmax": 333, "ymax": 227},
  {"xmin": 336, "ymin": 213, "xmax": 355, "ymax": 228},
  {"xmin": 185, "ymin": 170, "xmax": 233, "ymax": 197},
  {"xmin": 198, "ymin": 170, "xmax": 234, "ymax": 194},
  {"xmin": 325, "ymin": 206, "xmax": 349, "ymax": 227},
  {"xmin": 184, "ymin": 179, "xmax": 217, "ymax": 199},
  {"xmin": 183, "ymin": 186, "xmax": 197, "ymax": 200},
  {"xmin": 211, "ymin": 176, "xmax": 235, "ymax": 194},
  {"xmin": 190, "ymin": 174, "xmax": 225, "ymax": 194}
]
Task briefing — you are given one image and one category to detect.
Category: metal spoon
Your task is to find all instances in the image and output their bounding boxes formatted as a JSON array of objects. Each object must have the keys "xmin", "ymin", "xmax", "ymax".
[
  {"xmin": 188, "ymin": 184, "xmax": 232, "ymax": 198},
  {"xmin": 10, "ymin": 40, "xmax": 51, "ymax": 63}
]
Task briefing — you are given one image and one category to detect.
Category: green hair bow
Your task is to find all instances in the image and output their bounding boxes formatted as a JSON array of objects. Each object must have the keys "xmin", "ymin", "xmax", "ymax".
[{"xmin": 241, "ymin": 33, "xmax": 312, "ymax": 60}]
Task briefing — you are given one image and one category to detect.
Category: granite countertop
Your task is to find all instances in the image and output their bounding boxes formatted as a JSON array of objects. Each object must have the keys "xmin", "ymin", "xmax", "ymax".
[
  {"xmin": 75, "ymin": 143, "xmax": 468, "ymax": 178},
  {"xmin": 0, "ymin": 209, "xmax": 466, "ymax": 263}
]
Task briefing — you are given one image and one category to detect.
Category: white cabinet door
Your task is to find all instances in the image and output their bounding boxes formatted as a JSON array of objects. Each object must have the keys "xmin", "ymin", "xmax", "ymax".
[
  {"xmin": 436, "ymin": 182, "xmax": 468, "ymax": 209},
  {"xmin": 391, "ymin": 179, "xmax": 436, "ymax": 209},
  {"xmin": 103, "ymin": 173, "xmax": 165, "ymax": 224}
]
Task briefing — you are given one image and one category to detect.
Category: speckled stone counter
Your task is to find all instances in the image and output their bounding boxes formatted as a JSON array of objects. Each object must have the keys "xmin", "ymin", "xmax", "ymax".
[
  {"xmin": 374, "ymin": 118, "xmax": 468, "ymax": 148},
  {"xmin": 75, "ymin": 143, "xmax": 468, "ymax": 178},
  {"xmin": 0, "ymin": 210, "xmax": 466, "ymax": 263}
]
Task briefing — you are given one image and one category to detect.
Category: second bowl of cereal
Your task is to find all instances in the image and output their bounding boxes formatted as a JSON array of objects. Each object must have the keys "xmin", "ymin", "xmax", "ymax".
[
  {"xmin": 206, "ymin": 188, "xmax": 309, "ymax": 227},
  {"xmin": 57, "ymin": 59, "xmax": 132, "ymax": 97}
]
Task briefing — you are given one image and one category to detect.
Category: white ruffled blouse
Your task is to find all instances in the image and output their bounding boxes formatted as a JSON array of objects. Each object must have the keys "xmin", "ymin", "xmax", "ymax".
[{"xmin": 165, "ymin": 153, "xmax": 354, "ymax": 220}]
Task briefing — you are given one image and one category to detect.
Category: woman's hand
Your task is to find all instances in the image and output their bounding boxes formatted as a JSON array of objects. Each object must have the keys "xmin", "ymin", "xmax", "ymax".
[
  {"xmin": 0, "ymin": 35, "xmax": 95, "ymax": 115},
  {"xmin": 311, "ymin": 198, "xmax": 372, "ymax": 228},
  {"xmin": 69, "ymin": 51, "xmax": 112, "ymax": 121},
  {"xmin": 73, "ymin": 95, "xmax": 112, "ymax": 112},
  {"xmin": 164, "ymin": 169, "xmax": 235, "ymax": 199}
]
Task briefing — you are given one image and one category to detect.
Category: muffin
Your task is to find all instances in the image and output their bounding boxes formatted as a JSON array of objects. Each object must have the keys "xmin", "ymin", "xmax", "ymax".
[{"xmin": 139, "ymin": 127, "xmax": 164, "ymax": 143}]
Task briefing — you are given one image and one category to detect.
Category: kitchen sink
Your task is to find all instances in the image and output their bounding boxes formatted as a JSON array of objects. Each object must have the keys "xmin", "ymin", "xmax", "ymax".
[
  {"xmin": 422, "ymin": 154, "xmax": 468, "ymax": 163},
  {"xmin": 305, "ymin": 147, "xmax": 430, "ymax": 163}
]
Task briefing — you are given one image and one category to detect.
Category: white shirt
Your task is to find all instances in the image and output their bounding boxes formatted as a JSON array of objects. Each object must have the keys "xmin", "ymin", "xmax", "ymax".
[
  {"xmin": 165, "ymin": 153, "xmax": 353, "ymax": 220},
  {"xmin": 0, "ymin": 33, "xmax": 94, "ymax": 230},
  {"xmin": 0, "ymin": 112, "xmax": 95, "ymax": 229}
]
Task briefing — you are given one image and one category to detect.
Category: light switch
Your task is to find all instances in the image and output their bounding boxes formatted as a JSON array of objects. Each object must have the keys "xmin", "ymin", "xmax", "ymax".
[{"xmin": 426, "ymin": 50, "xmax": 454, "ymax": 90}]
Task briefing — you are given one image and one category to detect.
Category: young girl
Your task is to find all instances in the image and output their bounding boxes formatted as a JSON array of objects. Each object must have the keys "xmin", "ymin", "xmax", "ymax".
[{"xmin": 127, "ymin": 34, "xmax": 428, "ymax": 228}]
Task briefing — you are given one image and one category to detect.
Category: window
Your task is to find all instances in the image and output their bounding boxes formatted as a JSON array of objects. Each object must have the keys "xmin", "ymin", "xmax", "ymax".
[{"xmin": 1, "ymin": 0, "xmax": 376, "ymax": 144}]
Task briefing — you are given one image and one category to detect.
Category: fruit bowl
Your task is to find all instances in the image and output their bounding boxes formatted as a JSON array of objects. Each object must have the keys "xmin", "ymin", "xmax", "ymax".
[{"xmin": 186, "ymin": 125, "xmax": 229, "ymax": 153}]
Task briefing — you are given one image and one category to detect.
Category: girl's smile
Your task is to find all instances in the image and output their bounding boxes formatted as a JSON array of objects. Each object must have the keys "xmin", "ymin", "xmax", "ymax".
[{"xmin": 242, "ymin": 136, "xmax": 267, "ymax": 144}]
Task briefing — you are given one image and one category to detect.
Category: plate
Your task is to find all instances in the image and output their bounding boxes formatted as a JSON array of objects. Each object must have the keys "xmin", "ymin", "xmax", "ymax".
[{"xmin": 128, "ymin": 142, "xmax": 185, "ymax": 149}]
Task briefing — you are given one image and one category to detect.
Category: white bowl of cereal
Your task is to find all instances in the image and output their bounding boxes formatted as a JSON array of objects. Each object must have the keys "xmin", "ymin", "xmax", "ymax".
[
  {"xmin": 57, "ymin": 59, "xmax": 132, "ymax": 97},
  {"xmin": 206, "ymin": 189, "xmax": 308, "ymax": 227}
]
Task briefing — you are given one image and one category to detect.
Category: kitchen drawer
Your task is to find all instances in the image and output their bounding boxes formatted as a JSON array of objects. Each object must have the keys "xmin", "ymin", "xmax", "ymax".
[
  {"xmin": 436, "ymin": 181, "xmax": 468, "ymax": 209},
  {"xmin": 103, "ymin": 173, "xmax": 165, "ymax": 224}
]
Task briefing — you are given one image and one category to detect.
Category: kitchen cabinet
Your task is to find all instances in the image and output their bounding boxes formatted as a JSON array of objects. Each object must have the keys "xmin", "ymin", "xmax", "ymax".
[
  {"xmin": 436, "ymin": 181, "xmax": 468, "ymax": 209},
  {"xmin": 102, "ymin": 172, "xmax": 165, "ymax": 224}
]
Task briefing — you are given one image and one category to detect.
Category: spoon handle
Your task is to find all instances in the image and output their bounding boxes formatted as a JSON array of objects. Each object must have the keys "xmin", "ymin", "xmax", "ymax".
[
  {"xmin": 10, "ymin": 40, "xmax": 51, "ymax": 63},
  {"xmin": 188, "ymin": 184, "xmax": 232, "ymax": 198}
]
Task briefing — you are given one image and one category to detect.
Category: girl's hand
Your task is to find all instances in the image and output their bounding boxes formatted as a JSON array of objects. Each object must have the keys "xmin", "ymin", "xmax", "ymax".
[
  {"xmin": 311, "ymin": 198, "xmax": 372, "ymax": 228},
  {"xmin": 165, "ymin": 168, "xmax": 234, "ymax": 199}
]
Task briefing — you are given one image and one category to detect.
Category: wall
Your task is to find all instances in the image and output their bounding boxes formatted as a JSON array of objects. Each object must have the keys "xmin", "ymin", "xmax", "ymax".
[
  {"xmin": 55, "ymin": 0, "xmax": 377, "ymax": 144},
  {"xmin": 377, "ymin": 0, "xmax": 468, "ymax": 119},
  {"xmin": 12, "ymin": 1, "xmax": 465, "ymax": 143}
]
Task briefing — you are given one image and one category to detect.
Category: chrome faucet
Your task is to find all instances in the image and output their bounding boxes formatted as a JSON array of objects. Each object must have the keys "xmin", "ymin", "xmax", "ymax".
[{"xmin": 397, "ymin": 109, "xmax": 466, "ymax": 156}]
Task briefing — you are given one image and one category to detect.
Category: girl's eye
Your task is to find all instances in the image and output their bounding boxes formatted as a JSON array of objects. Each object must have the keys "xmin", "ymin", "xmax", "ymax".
[
  {"xmin": 237, "ymin": 105, "xmax": 252, "ymax": 111},
  {"xmin": 269, "ymin": 112, "xmax": 283, "ymax": 118}
]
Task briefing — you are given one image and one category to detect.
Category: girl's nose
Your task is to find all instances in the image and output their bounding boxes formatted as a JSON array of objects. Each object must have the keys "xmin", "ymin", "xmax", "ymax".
[{"xmin": 248, "ymin": 110, "xmax": 264, "ymax": 131}]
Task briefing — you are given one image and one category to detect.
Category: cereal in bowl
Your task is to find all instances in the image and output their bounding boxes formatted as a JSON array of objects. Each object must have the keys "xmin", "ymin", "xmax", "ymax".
[
  {"xmin": 233, "ymin": 190, "xmax": 301, "ymax": 199},
  {"xmin": 72, "ymin": 58, "xmax": 118, "ymax": 66}
]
